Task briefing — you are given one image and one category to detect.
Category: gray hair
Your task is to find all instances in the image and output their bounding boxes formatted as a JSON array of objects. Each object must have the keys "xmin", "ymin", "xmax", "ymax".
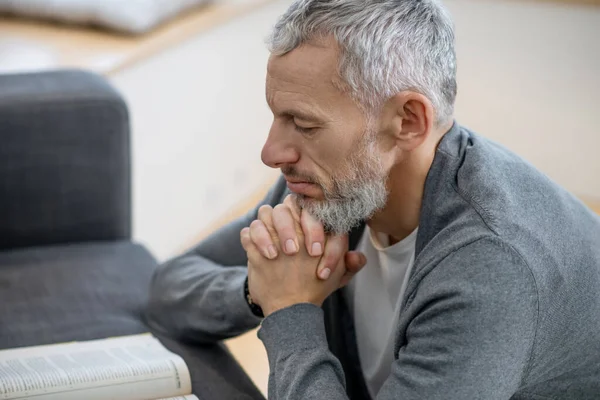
[{"xmin": 267, "ymin": 0, "xmax": 457, "ymax": 124}]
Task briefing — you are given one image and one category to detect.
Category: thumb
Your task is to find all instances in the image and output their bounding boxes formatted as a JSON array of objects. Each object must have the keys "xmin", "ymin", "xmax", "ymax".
[
  {"xmin": 345, "ymin": 251, "xmax": 366, "ymax": 273},
  {"xmin": 339, "ymin": 251, "xmax": 366, "ymax": 288}
]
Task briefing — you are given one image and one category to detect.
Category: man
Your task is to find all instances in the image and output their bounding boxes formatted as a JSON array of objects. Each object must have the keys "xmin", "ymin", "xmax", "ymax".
[{"xmin": 148, "ymin": 0, "xmax": 600, "ymax": 399}]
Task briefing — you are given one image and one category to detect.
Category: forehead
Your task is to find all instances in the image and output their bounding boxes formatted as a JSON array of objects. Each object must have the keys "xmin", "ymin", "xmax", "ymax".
[
  {"xmin": 266, "ymin": 39, "xmax": 344, "ymax": 111},
  {"xmin": 267, "ymin": 39, "xmax": 339, "ymax": 85}
]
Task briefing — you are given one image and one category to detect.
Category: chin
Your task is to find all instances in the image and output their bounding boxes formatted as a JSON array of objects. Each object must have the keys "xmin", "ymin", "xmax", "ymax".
[
  {"xmin": 294, "ymin": 193, "xmax": 323, "ymax": 208},
  {"xmin": 297, "ymin": 193, "xmax": 319, "ymax": 201}
]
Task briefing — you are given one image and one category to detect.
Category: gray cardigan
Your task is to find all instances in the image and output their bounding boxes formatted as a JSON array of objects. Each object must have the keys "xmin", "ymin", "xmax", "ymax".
[{"xmin": 148, "ymin": 123, "xmax": 600, "ymax": 399}]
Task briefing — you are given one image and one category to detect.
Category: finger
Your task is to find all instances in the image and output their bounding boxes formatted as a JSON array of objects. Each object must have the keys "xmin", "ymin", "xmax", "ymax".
[
  {"xmin": 339, "ymin": 252, "xmax": 367, "ymax": 287},
  {"xmin": 300, "ymin": 210, "xmax": 325, "ymax": 257},
  {"xmin": 258, "ymin": 204, "xmax": 281, "ymax": 249},
  {"xmin": 241, "ymin": 227, "xmax": 267, "ymax": 266},
  {"xmin": 272, "ymin": 204, "xmax": 301, "ymax": 255},
  {"xmin": 283, "ymin": 194, "xmax": 302, "ymax": 223},
  {"xmin": 240, "ymin": 227, "xmax": 251, "ymax": 252},
  {"xmin": 257, "ymin": 205, "xmax": 274, "ymax": 226},
  {"xmin": 316, "ymin": 235, "xmax": 348, "ymax": 280},
  {"xmin": 249, "ymin": 219, "xmax": 278, "ymax": 260},
  {"xmin": 345, "ymin": 251, "xmax": 367, "ymax": 273}
]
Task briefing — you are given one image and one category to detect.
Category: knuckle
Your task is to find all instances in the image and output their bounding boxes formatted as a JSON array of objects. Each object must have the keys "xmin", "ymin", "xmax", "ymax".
[
  {"xmin": 250, "ymin": 221, "xmax": 267, "ymax": 239},
  {"xmin": 249, "ymin": 219, "xmax": 263, "ymax": 230},
  {"xmin": 328, "ymin": 256, "xmax": 339, "ymax": 268},
  {"xmin": 274, "ymin": 208, "xmax": 293, "ymax": 227},
  {"xmin": 258, "ymin": 204, "xmax": 272, "ymax": 213},
  {"xmin": 311, "ymin": 226, "xmax": 325, "ymax": 239},
  {"xmin": 283, "ymin": 194, "xmax": 294, "ymax": 204},
  {"xmin": 324, "ymin": 252, "xmax": 338, "ymax": 267},
  {"xmin": 273, "ymin": 203, "xmax": 289, "ymax": 214},
  {"xmin": 257, "ymin": 205, "xmax": 273, "ymax": 218}
]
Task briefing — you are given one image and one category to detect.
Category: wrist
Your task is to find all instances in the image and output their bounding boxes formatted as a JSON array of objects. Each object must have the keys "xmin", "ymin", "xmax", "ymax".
[{"xmin": 244, "ymin": 276, "xmax": 264, "ymax": 318}]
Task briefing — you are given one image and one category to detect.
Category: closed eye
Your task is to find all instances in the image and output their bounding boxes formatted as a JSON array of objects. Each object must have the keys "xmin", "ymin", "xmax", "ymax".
[
  {"xmin": 294, "ymin": 123, "xmax": 316, "ymax": 134},
  {"xmin": 291, "ymin": 117, "xmax": 317, "ymax": 135}
]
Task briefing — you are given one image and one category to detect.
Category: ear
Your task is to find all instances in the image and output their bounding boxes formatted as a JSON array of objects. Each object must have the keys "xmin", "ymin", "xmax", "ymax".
[{"xmin": 384, "ymin": 91, "xmax": 435, "ymax": 151}]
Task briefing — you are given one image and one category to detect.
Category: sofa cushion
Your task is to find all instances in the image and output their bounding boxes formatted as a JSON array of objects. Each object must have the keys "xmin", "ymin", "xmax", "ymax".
[
  {"xmin": 0, "ymin": 0, "xmax": 211, "ymax": 35},
  {"xmin": 0, "ymin": 241, "xmax": 156, "ymax": 349}
]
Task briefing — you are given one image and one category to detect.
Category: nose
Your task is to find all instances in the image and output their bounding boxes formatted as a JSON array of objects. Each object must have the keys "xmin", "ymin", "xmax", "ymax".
[{"xmin": 261, "ymin": 121, "xmax": 300, "ymax": 169}]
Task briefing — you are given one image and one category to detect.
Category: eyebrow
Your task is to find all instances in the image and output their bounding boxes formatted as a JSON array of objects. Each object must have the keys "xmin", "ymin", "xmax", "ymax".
[{"xmin": 281, "ymin": 109, "xmax": 325, "ymax": 123}]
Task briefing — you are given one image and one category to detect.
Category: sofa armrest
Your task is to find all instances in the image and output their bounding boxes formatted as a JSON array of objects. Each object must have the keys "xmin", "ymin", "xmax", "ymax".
[{"xmin": 0, "ymin": 69, "xmax": 131, "ymax": 250}]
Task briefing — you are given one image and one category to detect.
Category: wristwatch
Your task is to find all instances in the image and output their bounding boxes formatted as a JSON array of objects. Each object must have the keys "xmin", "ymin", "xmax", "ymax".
[{"xmin": 244, "ymin": 276, "xmax": 264, "ymax": 318}]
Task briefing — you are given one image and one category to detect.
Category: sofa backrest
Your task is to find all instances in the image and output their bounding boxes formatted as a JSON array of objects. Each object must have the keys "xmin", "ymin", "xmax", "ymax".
[{"xmin": 0, "ymin": 69, "xmax": 131, "ymax": 250}]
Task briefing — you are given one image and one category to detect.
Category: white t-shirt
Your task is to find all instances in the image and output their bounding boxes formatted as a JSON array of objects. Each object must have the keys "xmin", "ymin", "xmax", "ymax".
[{"xmin": 346, "ymin": 226, "xmax": 418, "ymax": 397}]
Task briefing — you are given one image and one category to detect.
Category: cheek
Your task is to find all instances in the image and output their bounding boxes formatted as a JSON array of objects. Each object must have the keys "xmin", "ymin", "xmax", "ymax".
[{"xmin": 307, "ymin": 140, "xmax": 353, "ymax": 180}]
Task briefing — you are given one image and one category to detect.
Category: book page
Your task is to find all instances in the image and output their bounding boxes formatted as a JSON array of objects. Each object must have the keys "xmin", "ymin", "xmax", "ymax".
[
  {"xmin": 0, "ymin": 334, "xmax": 192, "ymax": 400},
  {"xmin": 158, "ymin": 396, "xmax": 199, "ymax": 400}
]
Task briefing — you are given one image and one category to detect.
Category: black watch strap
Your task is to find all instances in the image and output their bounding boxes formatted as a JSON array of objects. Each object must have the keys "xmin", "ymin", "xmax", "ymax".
[{"xmin": 244, "ymin": 276, "xmax": 264, "ymax": 318}]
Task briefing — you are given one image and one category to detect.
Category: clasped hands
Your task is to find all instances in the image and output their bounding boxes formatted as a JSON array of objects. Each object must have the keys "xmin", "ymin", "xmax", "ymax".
[{"xmin": 240, "ymin": 195, "xmax": 367, "ymax": 317}]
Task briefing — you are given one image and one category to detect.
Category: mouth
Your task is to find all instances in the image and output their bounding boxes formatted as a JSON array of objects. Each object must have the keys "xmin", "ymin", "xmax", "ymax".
[{"xmin": 285, "ymin": 177, "xmax": 321, "ymax": 198}]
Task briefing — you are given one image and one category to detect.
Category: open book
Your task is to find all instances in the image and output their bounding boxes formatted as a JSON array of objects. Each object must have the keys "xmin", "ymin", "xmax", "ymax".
[{"xmin": 0, "ymin": 334, "xmax": 199, "ymax": 400}]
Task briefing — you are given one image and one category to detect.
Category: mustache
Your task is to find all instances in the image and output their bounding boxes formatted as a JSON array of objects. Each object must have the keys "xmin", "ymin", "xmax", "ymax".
[{"xmin": 281, "ymin": 166, "xmax": 319, "ymax": 185}]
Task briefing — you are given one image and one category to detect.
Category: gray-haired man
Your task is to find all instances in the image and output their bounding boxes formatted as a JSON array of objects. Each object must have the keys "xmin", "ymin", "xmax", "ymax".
[{"xmin": 148, "ymin": 1, "xmax": 600, "ymax": 399}]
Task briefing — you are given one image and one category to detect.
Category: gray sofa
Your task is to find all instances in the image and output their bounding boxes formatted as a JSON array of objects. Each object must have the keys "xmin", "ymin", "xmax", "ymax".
[{"xmin": 0, "ymin": 70, "xmax": 264, "ymax": 400}]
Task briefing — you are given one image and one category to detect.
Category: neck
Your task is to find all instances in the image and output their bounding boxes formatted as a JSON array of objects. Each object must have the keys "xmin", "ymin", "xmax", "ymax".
[
  {"xmin": 367, "ymin": 158, "xmax": 429, "ymax": 243},
  {"xmin": 367, "ymin": 121, "xmax": 452, "ymax": 242}
]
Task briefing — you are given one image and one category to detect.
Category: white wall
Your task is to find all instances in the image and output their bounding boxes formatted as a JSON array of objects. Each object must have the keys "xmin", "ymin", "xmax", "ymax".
[
  {"xmin": 111, "ymin": 0, "xmax": 600, "ymax": 261},
  {"xmin": 449, "ymin": 0, "xmax": 600, "ymax": 198},
  {"xmin": 111, "ymin": 1, "xmax": 291, "ymax": 260}
]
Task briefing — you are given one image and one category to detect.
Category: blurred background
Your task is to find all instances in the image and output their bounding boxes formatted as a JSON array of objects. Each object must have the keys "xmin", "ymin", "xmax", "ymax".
[
  {"xmin": 1, "ymin": 0, "xmax": 599, "ymax": 394},
  {"xmin": 1, "ymin": 0, "xmax": 598, "ymax": 262}
]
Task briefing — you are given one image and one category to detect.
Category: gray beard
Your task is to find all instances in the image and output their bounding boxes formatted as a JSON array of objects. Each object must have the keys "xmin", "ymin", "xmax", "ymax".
[
  {"xmin": 295, "ymin": 139, "xmax": 388, "ymax": 235},
  {"xmin": 296, "ymin": 179, "xmax": 387, "ymax": 235}
]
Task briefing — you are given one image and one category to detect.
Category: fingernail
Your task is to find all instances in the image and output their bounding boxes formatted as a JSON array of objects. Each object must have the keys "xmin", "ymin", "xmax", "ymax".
[
  {"xmin": 285, "ymin": 239, "xmax": 298, "ymax": 253},
  {"xmin": 311, "ymin": 242, "xmax": 323, "ymax": 256},
  {"xmin": 267, "ymin": 245, "xmax": 277, "ymax": 259},
  {"xmin": 320, "ymin": 268, "xmax": 331, "ymax": 280}
]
